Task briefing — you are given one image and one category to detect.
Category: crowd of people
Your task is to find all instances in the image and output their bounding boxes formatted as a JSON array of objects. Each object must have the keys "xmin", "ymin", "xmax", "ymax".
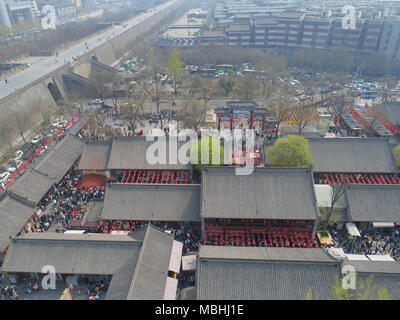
[
  {"xmin": 84, "ymin": 279, "xmax": 109, "ymax": 301},
  {"xmin": 21, "ymin": 166, "xmax": 105, "ymax": 235},
  {"xmin": 178, "ymin": 272, "xmax": 196, "ymax": 290},
  {"xmin": 0, "ymin": 284, "xmax": 19, "ymax": 300},
  {"xmin": 328, "ymin": 227, "xmax": 400, "ymax": 261},
  {"xmin": 153, "ymin": 222, "xmax": 202, "ymax": 256}
]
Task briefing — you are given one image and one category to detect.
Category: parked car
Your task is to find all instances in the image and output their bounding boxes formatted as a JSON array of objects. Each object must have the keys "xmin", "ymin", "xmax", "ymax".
[
  {"xmin": 38, "ymin": 146, "xmax": 49, "ymax": 157},
  {"xmin": 14, "ymin": 150, "xmax": 23, "ymax": 161},
  {"xmin": 0, "ymin": 172, "xmax": 10, "ymax": 183},
  {"xmin": 47, "ymin": 129, "xmax": 56, "ymax": 137},
  {"xmin": 52, "ymin": 119, "xmax": 64, "ymax": 128},
  {"xmin": 92, "ymin": 99, "xmax": 103, "ymax": 105},
  {"xmin": 8, "ymin": 166, "xmax": 16, "ymax": 173},
  {"xmin": 32, "ymin": 134, "xmax": 43, "ymax": 144}
]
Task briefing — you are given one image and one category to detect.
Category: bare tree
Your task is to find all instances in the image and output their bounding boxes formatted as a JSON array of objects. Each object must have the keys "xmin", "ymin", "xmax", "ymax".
[
  {"xmin": 198, "ymin": 77, "xmax": 217, "ymax": 108},
  {"xmin": 109, "ymin": 75, "xmax": 124, "ymax": 109},
  {"xmin": 149, "ymin": 73, "xmax": 165, "ymax": 115},
  {"xmin": 269, "ymin": 93, "xmax": 292, "ymax": 137},
  {"xmin": 41, "ymin": 106, "xmax": 52, "ymax": 127},
  {"xmin": 236, "ymin": 74, "xmax": 260, "ymax": 100},
  {"xmin": 91, "ymin": 73, "xmax": 115, "ymax": 105},
  {"xmin": 320, "ymin": 180, "xmax": 347, "ymax": 230},
  {"xmin": 328, "ymin": 94, "xmax": 351, "ymax": 121},
  {"xmin": 292, "ymin": 103, "xmax": 318, "ymax": 135},
  {"xmin": 13, "ymin": 111, "xmax": 31, "ymax": 144},
  {"xmin": 121, "ymin": 80, "xmax": 149, "ymax": 132},
  {"xmin": 380, "ymin": 76, "xmax": 397, "ymax": 103},
  {"xmin": 178, "ymin": 99, "xmax": 207, "ymax": 132},
  {"xmin": 185, "ymin": 74, "xmax": 202, "ymax": 98},
  {"xmin": 0, "ymin": 117, "xmax": 14, "ymax": 152}
]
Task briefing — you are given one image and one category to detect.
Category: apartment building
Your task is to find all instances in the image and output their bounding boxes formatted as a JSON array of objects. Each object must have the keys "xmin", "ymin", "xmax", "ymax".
[
  {"xmin": 377, "ymin": 19, "xmax": 400, "ymax": 60},
  {"xmin": 226, "ymin": 23, "xmax": 251, "ymax": 47},
  {"xmin": 0, "ymin": 0, "xmax": 12, "ymax": 27},
  {"xmin": 300, "ymin": 17, "xmax": 331, "ymax": 49},
  {"xmin": 360, "ymin": 20, "xmax": 384, "ymax": 54}
]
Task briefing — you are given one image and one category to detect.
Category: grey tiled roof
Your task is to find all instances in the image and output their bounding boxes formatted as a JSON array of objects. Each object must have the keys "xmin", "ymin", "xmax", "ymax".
[
  {"xmin": 196, "ymin": 247, "xmax": 400, "ymax": 300},
  {"xmin": 0, "ymin": 195, "xmax": 35, "ymax": 253},
  {"xmin": 78, "ymin": 141, "xmax": 111, "ymax": 171},
  {"xmin": 101, "ymin": 183, "xmax": 201, "ymax": 222},
  {"xmin": 107, "ymin": 136, "xmax": 190, "ymax": 171},
  {"xmin": 197, "ymin": 246, "xmax": 340, "ymax": 300},
  {"xmin": 9, "ymin": 134, "xmax": 83, "ymax": 203},
  {"xmin": 345, "ymin": 185, "xmax": 400, "ymax": 223},
  {"xmin": 8, "ymin": 169, "xmax": 56, "ymax": 204},
  {"xmin": 201, "ymin": 167, "xmax": 320, "ymax": 220},
  {"xmin": 308, "ymin": 138, "xmax": 398, "ymax": 173},
  {"xmin": 1, "ymin": 233, "xmax": 142, "ymax": 275},
  {"xmin": 127, "ymin": 225, "xmax": 174, "ymax": 300}
]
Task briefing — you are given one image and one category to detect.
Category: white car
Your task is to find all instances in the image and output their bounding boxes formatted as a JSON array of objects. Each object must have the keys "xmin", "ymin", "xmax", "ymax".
[
  {"xmin": 8, "ymin": 166, "xmax": 16, "ymax": 173},
  {"xmin": 14, "ymin": 150, "xmax": 23, "ymax": 161},
  {"xmin": 31, "ymin": 134, "xmax": 43, "ymax": 144},
  {"xmin": 47, "ymin": 129, "xmax": 56, "ymax": 137},
  {"xmin": 0, "ymin": 172, "xmax": 10, "ymax": 183},
  {"xmin": 39, "ymin": 146, "xmax": 49, "ymax": 156},
  {"xmin": 92, "ymin": 99, "xmax": 103, "ymax": 105}
]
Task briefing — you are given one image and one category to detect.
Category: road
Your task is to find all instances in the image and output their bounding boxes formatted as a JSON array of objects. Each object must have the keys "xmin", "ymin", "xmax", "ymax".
[{"xmin": 0, "ymin": 0, "xmax": 178, "ymax": 102}]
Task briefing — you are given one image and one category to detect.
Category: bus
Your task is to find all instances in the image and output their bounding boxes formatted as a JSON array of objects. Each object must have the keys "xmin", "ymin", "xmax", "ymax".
[
  {"xmin": 123, "ymin": 60, "xmax": 133, "ymax": 70},
  {"xmin": 362, "ymin": 89, "xmax": 377, "ymax": 99},
  {"xmin": 215, "ymin": 64, "xmax": 235, "ymax": 74}
]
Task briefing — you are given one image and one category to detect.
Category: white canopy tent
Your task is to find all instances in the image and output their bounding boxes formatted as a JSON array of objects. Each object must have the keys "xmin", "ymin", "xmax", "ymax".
[
  {"xmin": 327, "ymin": 247, "xmax": 346, "ymax": 260},
  {"xmin": 168, "ymin": 240, "xmax": 183, "ymax": 274},
  {"xmin": 314, "ymin": 184, "xmax": 346, "ymax": 208},
  {"xmin": 182, "ymin": 254, "xmax": 197, "ymax": 271},
  {"xmin": 345, "ymin": 254, "xmax": 369, "ymax": 261},
  {"xmin": 367, "ymin": 254, "xmax": 395, "ymax": 261},
  {"xmin": 64, "ymin": 230, "xmax": 85, "ymax": 234},
  {"xmin": 346, "ymin": 223, "xmax": 361, "ymax": 237},
  {"xmin": 372, "ymin": 222, "xmax": 395, "ymax": 228},
  {"xmin": 163, "ymin": 277, "xmax": 178, "ymax": 300}
]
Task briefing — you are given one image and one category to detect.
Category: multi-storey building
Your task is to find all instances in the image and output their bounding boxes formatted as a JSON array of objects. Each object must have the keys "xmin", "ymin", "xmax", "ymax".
[
  {"xmin": 81, "ymin": 0, "xmax": 96, "ymax": 9},
  {"xmin": 300, "ymin": 17, "xmax": 331, "ymax": 49},
  {"xmin": 0, "ymin": 0, "xmax": 12, "ymax": 27},
  {"xmin": 360, "ymin": 20, "xmax": 384, "ymax": 55},
  {"xmin": 226, "ymin": 23, "xmax": 252, "ymax": 47},
  {"xmin": 13, "ymin": 0, "xmax": 39, "ymax": 17},
  {"xmin": 5, "ymin": 0, "xmax": 35, "ymax": 25},
  {"xmin": 377, "ymin": 20, "xmax": 400, "ymax": 60}
]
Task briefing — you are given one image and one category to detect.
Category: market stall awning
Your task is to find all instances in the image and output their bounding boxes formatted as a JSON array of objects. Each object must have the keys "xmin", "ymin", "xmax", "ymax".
[
  {"xmin": 372, "ymin": 222, "xmax": 395, "ymax": 228},
  {"xmin": 163, "ymin": 277, "xmax": 178, "ymax": 300},
  {"xmin": 182, "ymin": 254, "xmax": 197, "ymax": 271},
  {"xmin": 168, "ymin": 240, "xmax": 183, "ymax": 274},
  {"xmin": 345, "ymin": 254, "xmax": 369, "ymax": 261},
  {"xmin": 327, "ymin": 248, "xmax": 346, "ymax": 260},
  {"xmin": 367, "ymin": 254, "xmax": 395, "ymax": 261},
  {"xmin": 346, "ymin": 223, "xmax": 361, "ymax": 237}
]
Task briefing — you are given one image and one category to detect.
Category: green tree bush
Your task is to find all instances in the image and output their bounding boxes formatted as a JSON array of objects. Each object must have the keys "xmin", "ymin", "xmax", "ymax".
[
  {"xmin": 190, "ymin": 136, "xmax": 224, "ymax": 171},
  {"xmin": 265, "ymin": 135, "xmax": 312, "ymax": 167}
]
